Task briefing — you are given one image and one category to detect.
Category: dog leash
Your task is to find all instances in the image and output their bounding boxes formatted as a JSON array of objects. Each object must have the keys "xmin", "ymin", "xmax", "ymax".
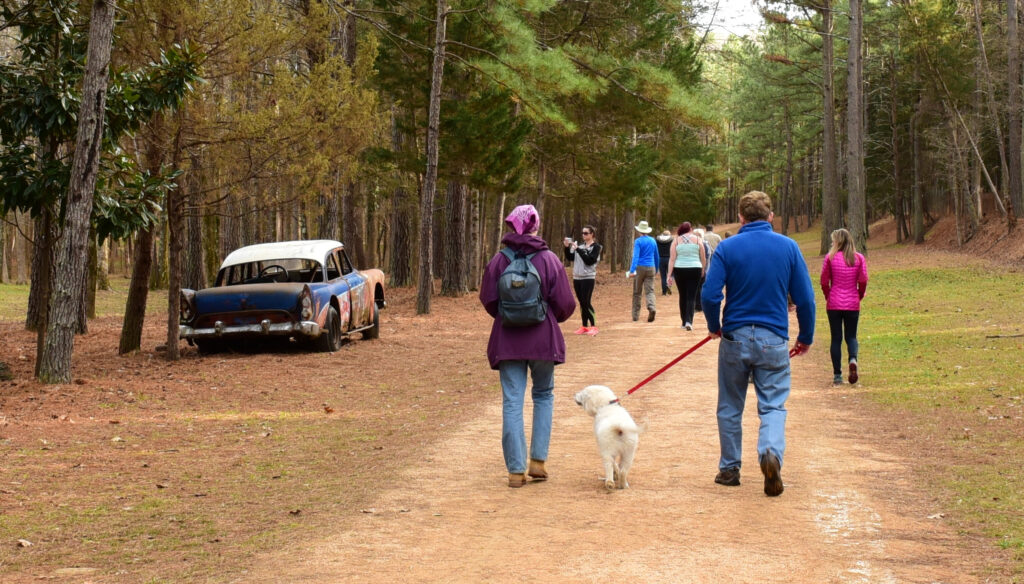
[{"xmin": 623, "ymin": 334, "xmax": 713, "ymax": 397}]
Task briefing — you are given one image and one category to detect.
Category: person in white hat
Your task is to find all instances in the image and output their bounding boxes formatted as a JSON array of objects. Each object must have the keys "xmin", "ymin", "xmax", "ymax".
[{"xmin": 627, "ymin": 220, "xmax": 659, "ymax": 322}]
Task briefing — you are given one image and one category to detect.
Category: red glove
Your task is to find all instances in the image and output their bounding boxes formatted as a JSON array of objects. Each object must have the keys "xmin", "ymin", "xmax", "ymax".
[{"xmin": 789, "ymin": 341, "xmax": 810, "ymax": 357}]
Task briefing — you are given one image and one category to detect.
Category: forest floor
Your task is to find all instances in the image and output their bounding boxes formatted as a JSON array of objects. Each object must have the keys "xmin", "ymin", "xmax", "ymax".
[{"xmin": 0, "ymin": 215, "xmax": 1021, "ymax": 583}]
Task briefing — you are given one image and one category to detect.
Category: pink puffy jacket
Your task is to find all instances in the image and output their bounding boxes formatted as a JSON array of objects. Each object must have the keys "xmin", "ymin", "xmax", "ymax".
[{"xmin": 820, "ymin": 252, "xmax": 868, "ymax": 311}]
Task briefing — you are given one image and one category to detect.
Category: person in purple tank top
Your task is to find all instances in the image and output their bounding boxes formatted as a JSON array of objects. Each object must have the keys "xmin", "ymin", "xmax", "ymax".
[{"xmin": 820, "ymin": 228, "xmax": 869, "ymax": 385}]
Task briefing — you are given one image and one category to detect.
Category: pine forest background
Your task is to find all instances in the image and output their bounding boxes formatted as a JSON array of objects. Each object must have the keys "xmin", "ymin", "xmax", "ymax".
[{"xmin": 2, "ymin": 0, "xmax": 1023, "ymax": 382}]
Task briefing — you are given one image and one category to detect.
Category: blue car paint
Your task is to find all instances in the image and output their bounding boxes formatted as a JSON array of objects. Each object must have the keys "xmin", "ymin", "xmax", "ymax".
[{"xmin": 180, "ymin": 241, "xmax": 385, "ymax": 347}]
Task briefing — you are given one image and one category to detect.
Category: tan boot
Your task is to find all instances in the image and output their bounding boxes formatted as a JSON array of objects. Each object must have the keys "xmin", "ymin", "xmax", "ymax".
[
  {"xmin": 508, "ymin": 472, "xmax": 528, "ymax": 488},
  {"xmin": 527, "ymin": 459, "xmax": 547, "ymax": 481}
]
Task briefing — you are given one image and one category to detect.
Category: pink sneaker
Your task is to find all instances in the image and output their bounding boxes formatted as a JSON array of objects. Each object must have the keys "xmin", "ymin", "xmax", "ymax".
[
  {"xmin": 585, "ymin": 326, "xmax": 599, "ymax": 336},
  {"xmin": 574, "ymin": 326, "xmax": 588, "ymax": 335}
]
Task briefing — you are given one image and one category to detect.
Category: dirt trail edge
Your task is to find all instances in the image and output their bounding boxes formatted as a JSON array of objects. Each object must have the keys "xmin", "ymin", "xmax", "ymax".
[{"xmin": 244, "ymin": 280, "xmax": 980, "ymax": 584}]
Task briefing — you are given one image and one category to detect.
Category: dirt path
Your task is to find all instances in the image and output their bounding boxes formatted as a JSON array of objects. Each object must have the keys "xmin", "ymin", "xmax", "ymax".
[{"xmin": 244, "ymin": 278, "xmax": 980, "ymax": 583}]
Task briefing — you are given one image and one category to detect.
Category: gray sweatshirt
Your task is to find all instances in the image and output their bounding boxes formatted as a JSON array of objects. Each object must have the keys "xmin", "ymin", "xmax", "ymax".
[{"xmin": 564, "ymin": 242, "xmax": 602, "ymax": 280}]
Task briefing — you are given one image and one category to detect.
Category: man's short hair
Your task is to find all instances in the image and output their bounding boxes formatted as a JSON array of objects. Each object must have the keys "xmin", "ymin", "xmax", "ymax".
[{"xmin": 739, "ymin": 191, "xmax": 772, "ymax": 222}]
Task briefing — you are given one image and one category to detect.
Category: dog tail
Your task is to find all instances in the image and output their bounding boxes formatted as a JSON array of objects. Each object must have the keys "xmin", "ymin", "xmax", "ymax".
[{"xmin": 614, "ymin": 419, "xmax": 645, "ymax": 436}]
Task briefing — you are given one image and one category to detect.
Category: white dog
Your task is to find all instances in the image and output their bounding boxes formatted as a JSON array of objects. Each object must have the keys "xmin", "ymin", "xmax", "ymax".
[{"xmin": 574, "ymin": 385, "xmax": 640, "ymax": 489}]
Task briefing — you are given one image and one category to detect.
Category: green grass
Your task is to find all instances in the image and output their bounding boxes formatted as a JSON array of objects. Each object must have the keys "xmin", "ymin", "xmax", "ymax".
[
  {"xmin": 828, "ymin": 255, "xmax": 1024, "ymax": 572},
  {"xmin": 0, "ymin": 276, "xmax": 164, "ymax": 321}
]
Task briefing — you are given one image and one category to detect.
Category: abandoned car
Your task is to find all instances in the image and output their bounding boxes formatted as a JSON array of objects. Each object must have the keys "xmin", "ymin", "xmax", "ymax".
[{"xmin": 178, "ymin": 240, "xmax": 386, "ymax": 353}]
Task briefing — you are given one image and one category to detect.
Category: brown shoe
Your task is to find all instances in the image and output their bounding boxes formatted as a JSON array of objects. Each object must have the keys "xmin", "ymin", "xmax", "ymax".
[
  {"xmin": 647, "ymin": 309, "xmax": 656, "ymax": 322},
  {"xmin": 714, "ymin": 468, "xmax": 740, "ymax": 486},
  {"xmin": 760, "ymin": 451, "xmax": 784, "ymax": 497},
  {"xmin": 848, "ymin": 360, "xmax": 859, "ymax": 384},
  {"xmin": 527, "ymin": 459, "xmax": 547, "ymax": 481},
  {"xmin": 508, "ymin": 473, "xmax": 528, "ymax": 488}
]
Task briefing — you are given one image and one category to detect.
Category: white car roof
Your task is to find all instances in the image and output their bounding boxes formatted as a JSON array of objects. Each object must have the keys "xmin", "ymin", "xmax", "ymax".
[{"xmin": 220, "ymin": 240, "xmax": 343, "ymax": 269}]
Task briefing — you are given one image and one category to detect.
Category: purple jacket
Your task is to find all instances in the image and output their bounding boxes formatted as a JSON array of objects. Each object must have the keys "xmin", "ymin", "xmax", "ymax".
[
  {"xmin": 820, "ymin": 252, "xmax": 868, "ymax": 311},
  {"xmin": 480, "ymin": 233, "xmax": 576, "ymax": 370}
]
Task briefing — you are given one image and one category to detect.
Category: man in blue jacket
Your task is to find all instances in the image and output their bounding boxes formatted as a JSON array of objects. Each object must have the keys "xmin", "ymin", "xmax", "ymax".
[
  {"xmin": 700, "ymin": 191, "xmax": 815, "ymax": 497},
  {"xmin": 627, "ymin": 220, "xmax": 659, "ymax": 322}
]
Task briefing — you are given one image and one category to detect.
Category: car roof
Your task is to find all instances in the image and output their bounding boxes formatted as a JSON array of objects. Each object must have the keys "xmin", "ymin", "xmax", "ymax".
[{"xmin": 220, "ymin": 240, "xmax": 344, "ymax": 269}]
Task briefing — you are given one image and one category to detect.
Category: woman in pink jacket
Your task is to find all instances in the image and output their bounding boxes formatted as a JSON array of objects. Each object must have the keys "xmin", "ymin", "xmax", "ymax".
[{"xmin": 820, "ymin": 229, "xmax": 869, "ymax": 385}]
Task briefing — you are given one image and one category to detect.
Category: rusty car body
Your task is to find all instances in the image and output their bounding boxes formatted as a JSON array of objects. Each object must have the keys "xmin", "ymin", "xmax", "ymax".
[{"xmin": 178, "ymin": 240, "xmax": 386, "ymax": 353}]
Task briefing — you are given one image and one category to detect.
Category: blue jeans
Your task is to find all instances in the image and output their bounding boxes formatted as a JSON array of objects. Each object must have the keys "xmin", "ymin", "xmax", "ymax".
[
  {"xmin": 499, "ymin": 360, "xmax": 555, "ymax": 473},
  {"xmin": 717, "ymin": 325, "xmax": 791, "ymax": 471}
]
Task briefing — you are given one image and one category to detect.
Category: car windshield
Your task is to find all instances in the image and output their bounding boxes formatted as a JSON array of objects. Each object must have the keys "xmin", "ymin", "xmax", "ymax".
[{"xmin": 217, "ymin": 258, "xmax": 324, "ymax": 286}]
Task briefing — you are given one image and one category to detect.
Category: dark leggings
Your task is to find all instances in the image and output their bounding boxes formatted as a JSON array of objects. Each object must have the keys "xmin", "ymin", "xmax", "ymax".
[
  {"xmin": 673, "ymin": 267, "xmax": 703, "ymax": 325},
  {"xmin": 827, "ymin": 310, "xmax": 860, "ymax": 374},
  {"xmin": 659, "ymin": 257, "xmax": 671, "ymax": 293},
  {"xmin": 574, "ymin": 279, "xmax": 596, "ymax": 326}
]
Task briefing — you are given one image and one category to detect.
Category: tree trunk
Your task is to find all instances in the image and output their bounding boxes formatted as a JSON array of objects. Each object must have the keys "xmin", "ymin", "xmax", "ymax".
[
  {"xmin": 782, "ymin": 98, "xmax": 794, "ymax": 236},
  {"xmin": 119, "ymin": 228, "xmax": 154, "ymax": 354},
  {"xmin": 10, "ymin": 211, "xmax": 29, "ymax": 284},
  {"xmin": 536, "ymin": 154, "xmax": 547, "ymax": 226},
  {"xmin": 97, "ymin": 237, "xmax": 111, "ymax": 291},
  {"xmin": 38, "ymin": 0, "xmax": 116, "ymax": 383},
  {"xmin": 343, "ymin": 181, "xmax": 366, "ymax": 266},
  {"xmin": 84, "ymin": 228, "xmax": 97, "ymax": 324},
  {"xmin": 819, "ymin": 1, "xmax": 842, "ymax": 254},
  {"xmin": 846, "ymin": 0, "xmax": 867, "ymax": 252},
  {"xmin": 417, "ymin": 0, "xmax": 447, "ymax": 315},
  {"xmin": 494, "ymin": 192, "xmax": 506, "ymax": 255},
  {"xmin": 389, "ymin": 186, "xmax": 414, "ymax": 287},
  {"xmin": 621, "ymin": 207, "xmax": 634, "ymax": 273},
  {"xmin": 441, "ymin": 180, "xmax": 468, "ymax": 296},
  {"xmin": 165, "ymin": 122, "xmax": 186, "ymax": 361},
  {"xmin": 202, "ymin": 205, "xmax": 219, "ymax": 285},
  {"xmin": 0, "ymin": 218, "xmax": 5, "ymax": 284},
  {"xmin": 889, "ymin": 53, "xmax": 906, "ymax": 243},
  {"xmin": 971, "ymin": 0, "xmax": 1010, "ymax": 219},
  {"xmin": 149, "ymin": 219, "xmax": 167, "ymax": 290},
  {"xmin": 468, "ymin": 188, "xmax": 482, "ymax": 290},
  {"xmin": 183, "ymin": 153, "xmax": 206, "ymax": 290},
  {"xmin": 1008, "ymin": 0, "xmax": 1022, "ymax": 223},
  {"xmin": 27, "ymin": 208, "xmax": 55, "ymax": 333},
  {"xmin": 912, "ymin": 94, "xmax": 925, "ymax": 244}
]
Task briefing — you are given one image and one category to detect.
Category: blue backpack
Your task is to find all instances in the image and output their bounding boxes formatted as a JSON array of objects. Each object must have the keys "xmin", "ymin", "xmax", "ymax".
[{"xmin": 497, "ymin": 247, "xmax": 548, "ymax": 327}]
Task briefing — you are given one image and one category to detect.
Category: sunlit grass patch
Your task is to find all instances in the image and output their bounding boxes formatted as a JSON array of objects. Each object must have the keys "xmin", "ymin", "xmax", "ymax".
[
  {"xmin": 843, "ymin": 261, "xmax": 1024, "ymax": 571},
  {"xmin": 0, "ymin": 277, "xmax": 162, "ymax": 322}
]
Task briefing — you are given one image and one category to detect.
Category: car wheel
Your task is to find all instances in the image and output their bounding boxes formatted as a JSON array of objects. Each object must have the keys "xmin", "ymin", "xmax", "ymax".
[
  {"xmin": 362, "ymin": 303, "xmax": 380, "ymax": 340},
  {"xmin": 317, "ymin": 306, "xmax": 343, "ymax": 352}
]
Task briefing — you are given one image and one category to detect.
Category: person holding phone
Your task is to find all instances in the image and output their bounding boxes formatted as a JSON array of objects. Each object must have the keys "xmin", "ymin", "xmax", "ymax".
[{"xmin": 564, "ymin": 226, "xmax": 603, "ymax": 335}]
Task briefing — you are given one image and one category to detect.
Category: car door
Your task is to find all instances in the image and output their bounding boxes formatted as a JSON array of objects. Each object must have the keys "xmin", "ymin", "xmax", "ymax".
[
  {"xmin": 323, "ymin": 250, "xmax": 353, "ymax": 330},
  {"xmin": 338, "ymin": 249, "xmax": 370, "ymax": 328}
]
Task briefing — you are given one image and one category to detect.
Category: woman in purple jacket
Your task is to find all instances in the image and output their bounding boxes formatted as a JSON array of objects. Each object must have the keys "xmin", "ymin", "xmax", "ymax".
[
  {"xmin": 820, "ymin": 228, "xmax": 869, "ymax": 385},
  {"xmin": 479, "ymin": 205, "xmax": 576, "ymax": 488}
]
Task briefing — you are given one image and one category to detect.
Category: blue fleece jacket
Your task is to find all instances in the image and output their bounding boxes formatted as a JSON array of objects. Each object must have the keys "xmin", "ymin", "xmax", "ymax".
[
  {"xmin": 629, "ymin": 235, "xmax": 659, "ymax": 273},
  {"xmin": 700, "ymin": 221, "xmax": 815, "ymax": 345}
]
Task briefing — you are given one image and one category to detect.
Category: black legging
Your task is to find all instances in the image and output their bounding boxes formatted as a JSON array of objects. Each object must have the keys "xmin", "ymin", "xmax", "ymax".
[
  {"xmin": 574, "ymin": 279, "xmax": 596, "ymax": 327},
  {"xmin": 659, "ymin": 256, "xmax": 671, "ymax": 294},
  {"xmin": 827, "ymin": 309, "xmax": 860, "ymax": 374},
  {"xmin": 672, "ymin": 267, "xmax": 703, "ymax": 325}
]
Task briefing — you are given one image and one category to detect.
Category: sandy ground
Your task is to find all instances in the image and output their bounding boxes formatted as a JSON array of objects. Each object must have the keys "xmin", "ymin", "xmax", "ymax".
[{"xmin": 239, "ymin": 272, "xmax": 986, "ymax": 584}]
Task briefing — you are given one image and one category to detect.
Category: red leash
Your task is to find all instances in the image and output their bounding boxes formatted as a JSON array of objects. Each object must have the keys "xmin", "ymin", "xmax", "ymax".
[{"xmin": 625, "ymin": 335, "xmax": 714, "ymax": 396}]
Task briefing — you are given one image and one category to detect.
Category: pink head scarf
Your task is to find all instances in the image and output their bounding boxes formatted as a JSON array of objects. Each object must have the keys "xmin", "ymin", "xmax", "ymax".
[{"xmin": 504, "ymin": 204, "xmax": 540, "ymax": 235}]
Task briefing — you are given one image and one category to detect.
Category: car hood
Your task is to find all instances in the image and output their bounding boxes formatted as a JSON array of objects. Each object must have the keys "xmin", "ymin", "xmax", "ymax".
[{"xmin": 193, "ymin": 283, "xmax": 309, "ymax": 315}]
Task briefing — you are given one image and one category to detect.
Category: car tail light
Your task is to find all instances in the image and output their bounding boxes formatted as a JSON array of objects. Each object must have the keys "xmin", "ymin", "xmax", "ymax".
[
  {"xmin": 179, "ymin": 289, "xmax": 196, "ymax": 323},
  {"xmin": 300, "ymin": 287, "xmax": 313, "ymax": 320}
]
